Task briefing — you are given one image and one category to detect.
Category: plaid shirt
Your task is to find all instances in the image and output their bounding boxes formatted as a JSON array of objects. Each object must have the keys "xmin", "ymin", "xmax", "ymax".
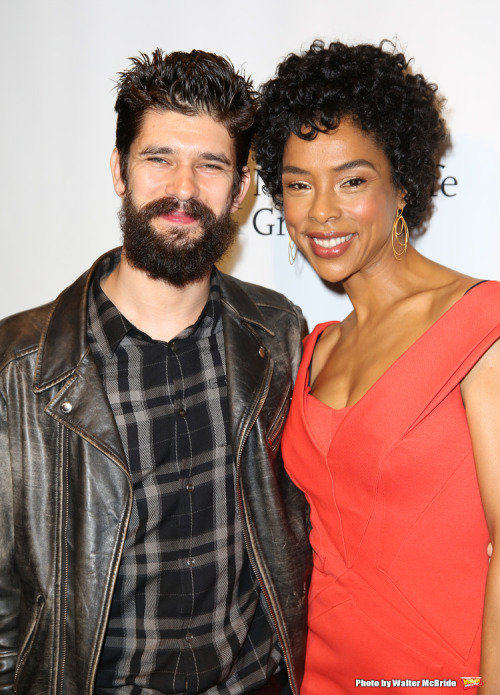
[{"xmin": 88, "ymin": 253, "xmax": 281, "ymax": 694}]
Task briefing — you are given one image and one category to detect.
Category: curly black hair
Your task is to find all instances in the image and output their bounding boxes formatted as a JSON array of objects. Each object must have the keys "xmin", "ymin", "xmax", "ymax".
[{"xmin": 254, "ymin": 40, "xmax": 446, "ymax": 231}]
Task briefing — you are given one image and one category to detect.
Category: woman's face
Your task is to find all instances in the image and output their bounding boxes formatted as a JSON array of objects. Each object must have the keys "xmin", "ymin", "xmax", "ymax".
[{"xmin": 282, "ymin": 118, "xmax": 406, "ymax": 284}]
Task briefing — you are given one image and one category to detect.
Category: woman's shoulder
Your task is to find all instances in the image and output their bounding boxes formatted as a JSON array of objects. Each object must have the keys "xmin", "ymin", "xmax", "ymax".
[
  {"xmin": 435, "ymin": 279, "xmax": 500, "ymax": 351},
  {"xmin": 454, "ymin": 278, "xmax": 500, "ymax": 312},
  {"xmin": 464, "ymin": 279, "xmax": 500, "ymax": 295},
  {"xmin": 422, "ymin": 265, "xmax": 500, "ymax": 325}
]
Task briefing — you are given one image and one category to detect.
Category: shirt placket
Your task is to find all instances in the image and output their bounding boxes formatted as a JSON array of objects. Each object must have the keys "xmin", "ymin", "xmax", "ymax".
[{"xmin": 167, "ymin": 339, "xmax": 200, "ymax": 689}]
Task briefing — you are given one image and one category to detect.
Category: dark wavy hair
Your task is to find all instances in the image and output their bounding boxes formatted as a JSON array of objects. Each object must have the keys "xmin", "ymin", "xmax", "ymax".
[
  {"xmin": 115, "ymin": 48, "xmax": 258, "ymax": 194},
  {"xmin": 254, "ymin": 40, "xmax": 446, "ymax": 230}
]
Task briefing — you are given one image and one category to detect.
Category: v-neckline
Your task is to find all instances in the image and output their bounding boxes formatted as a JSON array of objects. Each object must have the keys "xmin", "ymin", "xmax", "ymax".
[{"xmin": 308, "ymin": 280, "xmax": 493, "ymax": 412}]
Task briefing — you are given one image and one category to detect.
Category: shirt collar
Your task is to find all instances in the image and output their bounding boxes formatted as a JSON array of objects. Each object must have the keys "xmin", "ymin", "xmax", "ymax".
[{"xmin": 88, "ymin": 249, "xmax": 222, "ymax": 355}]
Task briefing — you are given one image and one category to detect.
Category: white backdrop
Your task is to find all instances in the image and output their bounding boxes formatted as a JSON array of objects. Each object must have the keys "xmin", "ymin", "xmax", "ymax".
[{"xmin": 1, "ymin": 0, "xmax": 499, "ymax": 330}]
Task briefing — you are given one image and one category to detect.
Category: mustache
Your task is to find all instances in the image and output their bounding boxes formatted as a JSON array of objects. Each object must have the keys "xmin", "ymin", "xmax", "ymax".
[{"xmin": 138, "ymin": 196, "xmax": 216, "ymax": 223}]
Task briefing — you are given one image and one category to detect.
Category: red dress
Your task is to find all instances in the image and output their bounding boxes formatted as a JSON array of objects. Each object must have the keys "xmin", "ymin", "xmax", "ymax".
[{"xmin": 282, "ymin": 282, "xmax": 500, "ymax": 693}]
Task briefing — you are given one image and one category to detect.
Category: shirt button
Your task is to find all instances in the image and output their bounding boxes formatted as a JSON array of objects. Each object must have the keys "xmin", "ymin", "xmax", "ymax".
[
  {"xmin": 170, "ymin": 341, "xmax": 176, "ymax": 352},
  {"xmin": 186, "ymin": 557, "xmax": 195, "ymax": 567},
  {"xmin": 185, "ymin": 632, "xmax": 194, "ymax": 643},
  {"xmin": 178, "ymin": 407, "xmax": 187, "ymax": 417},
  {"xmin": 259, "ymin": 346, "xmax": 265, "ymax": 358},
  {"xmin": 186, "ymin": 480, "xmax": 194, "ymax": 492},
  {"xmin": 60, "ymin": 401, "xmax": 72, "ymax": 413}
]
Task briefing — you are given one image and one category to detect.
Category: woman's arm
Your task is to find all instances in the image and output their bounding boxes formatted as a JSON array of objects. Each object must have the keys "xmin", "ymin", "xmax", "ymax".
[{"xmin": 462, "ymin": 338, "xmax": 500, "ymax": 694}]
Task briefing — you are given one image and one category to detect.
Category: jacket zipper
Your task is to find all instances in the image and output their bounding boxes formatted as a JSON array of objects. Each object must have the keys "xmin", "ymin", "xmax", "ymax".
[
  {"xmin": 86, "ymin": 476, "xmax": 133, "ymax": 693},
  {"xmin": 57, "ymin": 427, "xmax": 70, "ymax": 694},
  {"xmin": 234, "ymin": 363, "xmax": 298, "ymax": 695},
  {"xmin": 12, "ymin": 594, "xmax": 45, "ymax": 691},
  {"xmin": 52, "ymin": 395, "xmax": 133, "ymax": 694}
]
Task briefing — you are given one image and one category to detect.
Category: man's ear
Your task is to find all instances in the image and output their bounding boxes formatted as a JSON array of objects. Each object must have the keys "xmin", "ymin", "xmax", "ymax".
[
  {"xmin": 110, "ymin": 148, "xmax": 126, "ymax": 198},
  {"xmin": 230, "ymin": 166, "xmax": 251, "ymax": 213}
]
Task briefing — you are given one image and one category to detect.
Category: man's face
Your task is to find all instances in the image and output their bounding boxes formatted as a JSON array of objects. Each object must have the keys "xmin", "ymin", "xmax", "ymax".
[{"xmin": 111, "ymin": 109, "xmax": 250, "ymax": 286}]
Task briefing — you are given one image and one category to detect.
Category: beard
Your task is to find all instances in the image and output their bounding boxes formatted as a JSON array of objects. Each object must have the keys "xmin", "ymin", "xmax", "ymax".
[{"xmin": 119, "ymin": 193, "xmax": 238, "ymax": 287}]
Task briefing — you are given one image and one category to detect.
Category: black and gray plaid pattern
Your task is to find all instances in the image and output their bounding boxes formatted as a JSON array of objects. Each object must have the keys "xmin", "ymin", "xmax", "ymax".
[{"xmin": 88, "ymin": 253, "xmax": 281, "ymax": 694}]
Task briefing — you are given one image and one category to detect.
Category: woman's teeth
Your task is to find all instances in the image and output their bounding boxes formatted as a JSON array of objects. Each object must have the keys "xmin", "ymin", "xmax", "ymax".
[{"xmin": 313, "ymin": 234, "xmax": 353, "ymax": 248}]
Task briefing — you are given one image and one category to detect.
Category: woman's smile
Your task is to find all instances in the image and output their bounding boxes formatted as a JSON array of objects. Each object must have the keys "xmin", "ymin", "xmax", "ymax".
[{"xmin": 308, "ymin": 232, "xmax": 356, "ymax": 258}]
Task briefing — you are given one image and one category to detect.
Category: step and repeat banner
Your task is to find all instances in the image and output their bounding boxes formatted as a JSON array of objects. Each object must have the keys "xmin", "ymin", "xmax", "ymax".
[{"xmin": 1, "ymin": 0, "xmax": 498, "ymax": 329}]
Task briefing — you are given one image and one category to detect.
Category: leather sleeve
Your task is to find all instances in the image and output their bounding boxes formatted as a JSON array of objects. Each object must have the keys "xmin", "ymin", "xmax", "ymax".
[
  {"xmin": 295, "ymin": 304, "xmax": 308, "ymax": 343},
  {"xmin": 0, "ymin": 389, "xmax": 17, "ymax": 693}
]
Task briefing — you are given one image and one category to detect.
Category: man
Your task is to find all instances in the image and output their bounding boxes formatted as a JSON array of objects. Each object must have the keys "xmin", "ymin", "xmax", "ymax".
[{"xmin": 0, "ymin": 50, "xmax": 311, "ymax": 694}]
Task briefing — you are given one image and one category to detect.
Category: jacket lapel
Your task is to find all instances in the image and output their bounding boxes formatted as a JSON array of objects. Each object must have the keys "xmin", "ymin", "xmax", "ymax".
[
  {"xmin": 45, "ymin": 350, "xmax": 128, "ymax": 471},
  {"xmin": 217, "ymin": 271, "xmax": 274, "ymax": 463},
  {"xmin": 34, "ymin": 249, "xmax": 128, "ymax": 472}
]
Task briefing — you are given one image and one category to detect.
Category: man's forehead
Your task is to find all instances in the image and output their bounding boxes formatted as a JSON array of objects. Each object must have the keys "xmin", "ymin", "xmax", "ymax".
[{"xmin": 132, "ymin": 108, "xmax": 235, "ymax": 159}]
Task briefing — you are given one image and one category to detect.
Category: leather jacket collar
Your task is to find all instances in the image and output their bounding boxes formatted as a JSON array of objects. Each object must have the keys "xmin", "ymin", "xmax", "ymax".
[{"xmin": 33, "ymin": 248, "xmax": 276, "ymax": 393}]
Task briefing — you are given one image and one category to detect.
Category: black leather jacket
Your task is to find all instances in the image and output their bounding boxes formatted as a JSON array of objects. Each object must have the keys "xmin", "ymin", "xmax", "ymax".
[{"xmin": 0, "ymin": 251, "xmax": 312, "ymax": 695}]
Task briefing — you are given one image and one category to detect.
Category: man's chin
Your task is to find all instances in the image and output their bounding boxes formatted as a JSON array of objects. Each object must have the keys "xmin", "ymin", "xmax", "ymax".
[{"xmin": 150, "ymin": 219, "xmax": 204, "ymax": 243}]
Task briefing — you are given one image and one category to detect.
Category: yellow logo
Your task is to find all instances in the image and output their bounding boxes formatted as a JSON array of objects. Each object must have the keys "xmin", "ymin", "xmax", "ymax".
[{"xmin": 461, "ymin": 677, "xmax": 483, "ymax": 689}]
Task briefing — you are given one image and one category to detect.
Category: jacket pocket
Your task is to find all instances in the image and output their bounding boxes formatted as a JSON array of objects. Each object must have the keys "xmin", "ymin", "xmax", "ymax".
[
  {"xmin": 13, "ymin": 593, "xmax": 45, "ymax": 691},
  {"xmin": 266, "ymin": 383, "xmax": 292, "ymax": 454}
]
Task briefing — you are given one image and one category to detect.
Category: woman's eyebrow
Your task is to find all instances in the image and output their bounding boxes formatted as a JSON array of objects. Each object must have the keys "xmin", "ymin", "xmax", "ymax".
[
  {"xmin": 282, "ymin": 164, "xmax": 310, "ymax": 175},
  {"xmin": 334, "ymin": 159, "xmax": 376, "ymax": 172},
  {"xmin": 282, "ymin": 159, "xmax": 376, "ymax": 175}
]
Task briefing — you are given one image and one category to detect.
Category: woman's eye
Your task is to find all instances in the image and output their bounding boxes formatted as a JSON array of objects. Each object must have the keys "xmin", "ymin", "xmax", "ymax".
[
  {"xmin": 343, "ymin": 177, "xmax": 365, "ymax": 188},
  {"xmin": 287, "ymin": 181, "xmax": 309, "ymax": 190}
]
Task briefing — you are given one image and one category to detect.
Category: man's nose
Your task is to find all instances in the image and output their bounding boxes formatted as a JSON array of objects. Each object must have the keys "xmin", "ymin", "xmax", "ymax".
[{"xmin": 164, "ymin": 165, "xmax": 199, "ymax": 201}]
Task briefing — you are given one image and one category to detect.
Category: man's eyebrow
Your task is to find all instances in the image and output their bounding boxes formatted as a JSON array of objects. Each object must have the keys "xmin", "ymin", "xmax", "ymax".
[
  {"xmin": 139, "ymin": 146, "xmax": 232, "ymax": 166},
  {"xmin": 200, "ymin": 152, "xmax": 232, "ymax": 166},
  {"xmin": 282, "ymin": 159, "xmax": 376, "ymax": 175},
  {"xmin": 140, "ymin": 146, "xmax": 174, "ymax": 156}
]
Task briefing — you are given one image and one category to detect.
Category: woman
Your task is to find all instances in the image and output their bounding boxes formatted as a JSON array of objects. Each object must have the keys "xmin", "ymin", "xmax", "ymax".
[{"xmin": 255, "ymin": 41, "xmax": 500, "ymax": 693}]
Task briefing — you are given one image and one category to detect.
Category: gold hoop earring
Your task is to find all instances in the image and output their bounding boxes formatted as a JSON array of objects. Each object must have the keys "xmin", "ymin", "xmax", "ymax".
[
  {"xmin": 392, "ymin": 208, "xmax": 409, "ymax": 259},
  {"xmin": 288, "ymin": 237, "xmax": 297, "ymax": 265}
]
